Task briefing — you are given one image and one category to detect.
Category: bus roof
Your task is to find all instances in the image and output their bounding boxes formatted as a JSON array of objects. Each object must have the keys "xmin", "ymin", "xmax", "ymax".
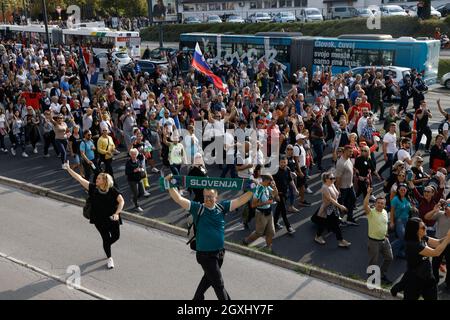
[
  {"xmin": 0, "ymin": 24, "xmax": 60, "ymax": 33},
  {"xmin": 62, "ymin": 27, "xmax": 139, "ymax": 38},
  {"xmin": 337, "ymin": 34, "xmax": 393, "ymax": 40},
  {"xmin": 181, "ymin": 32, "xmax": 438, "ymax": 43}
]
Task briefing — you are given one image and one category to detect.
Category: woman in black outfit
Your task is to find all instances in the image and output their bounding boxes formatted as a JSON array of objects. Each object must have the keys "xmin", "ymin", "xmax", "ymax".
[
  {"xmin": 391, "ymin": 217, "xmax": 450, "ymax": 300},
  {"xmin": 64, "ymin": 162, "xmax": 125, "ymax": 269},
  {"xmin": 187, "ymin": 153, "xmax": 208, "ymax": 203}
]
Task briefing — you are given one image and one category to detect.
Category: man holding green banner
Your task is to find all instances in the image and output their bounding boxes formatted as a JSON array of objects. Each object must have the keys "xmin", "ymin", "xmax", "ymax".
[{"xmin": 165, "ymin": 174, "xmax": 254, "ymax": 300}]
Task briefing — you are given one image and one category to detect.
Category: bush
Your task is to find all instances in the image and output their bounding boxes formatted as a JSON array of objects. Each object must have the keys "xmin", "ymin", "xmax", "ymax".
[{"xmin": 141, "ymin": 16, "xmax": 449, "ymax": 42}]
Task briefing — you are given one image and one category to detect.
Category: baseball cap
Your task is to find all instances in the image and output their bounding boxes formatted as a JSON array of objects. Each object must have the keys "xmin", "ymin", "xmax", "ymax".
[{"xmin": 296, "ymin": 134, "xmax": 306, "ymax": 141}]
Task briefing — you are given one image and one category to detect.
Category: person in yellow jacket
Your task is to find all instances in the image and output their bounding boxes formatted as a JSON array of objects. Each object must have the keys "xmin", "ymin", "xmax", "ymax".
[{"xmin": 97, "ymin": 127, "xmax": 116, "ymax": 178}]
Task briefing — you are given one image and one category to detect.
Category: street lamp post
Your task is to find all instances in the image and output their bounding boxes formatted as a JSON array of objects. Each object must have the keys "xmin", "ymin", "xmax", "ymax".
[
  {"xmin": 2, "ymin": 2, "xmax": 5, "ymax": 23},
  {"xmin": 41, "ymin": 0, "xmax": 53, "ymax": 67}
]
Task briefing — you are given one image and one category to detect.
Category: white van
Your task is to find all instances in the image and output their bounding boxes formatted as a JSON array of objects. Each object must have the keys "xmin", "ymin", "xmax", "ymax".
[
  {"xmin": 329, "ymin": 6, "xmax": 359, "ymax": 19},
  {"xmin": 298, "ymin": 8, "xmax": 324, "ymax": 22}
]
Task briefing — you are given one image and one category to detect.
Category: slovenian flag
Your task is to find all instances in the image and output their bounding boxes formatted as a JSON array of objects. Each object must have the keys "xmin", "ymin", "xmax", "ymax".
[{"xmin": 191, "ymin": 43, "xmax": 228, "ymax": 94}]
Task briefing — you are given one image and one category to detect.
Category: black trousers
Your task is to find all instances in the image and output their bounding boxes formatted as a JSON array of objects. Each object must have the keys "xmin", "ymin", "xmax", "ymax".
[
  {"xmin": 316, "ymin": 214, "xmax": 343, "ymax": 241},
  {"xmin": 99, "ymin": 157, "xmax": 114, "ymax": 177},
  {"xmin": 415, "ymin": 127, "xmax": 432, "ymax": 151},
  {"xmin": 432, "ymin": 246, "xmax": 450, "ymax": 287},
  {"xmin": 95, "ymin": 221, "xmax": 120, "ymax": 258},
  {"xmin": 274, "ymin": 194, "xmax": 291, "ymax": 229},
  {"xmin": 403, "ymin": 273, "xmax": 437, "ymax": 300},
  {"xmin": 43, "ymin": 131, "xmax": 59, "ymax": 156},
  {"xmin": 82, "ymin": 159, "xmax": 96, "ymax": 182},
  {"xmin": 193, "ymin": 249, "xmax": 230, "ymax": 300}
]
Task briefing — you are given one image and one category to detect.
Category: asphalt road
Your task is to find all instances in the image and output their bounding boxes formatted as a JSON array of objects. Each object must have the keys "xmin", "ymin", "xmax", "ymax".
[
  {"xmin": 1, "ymin": 88, "xmax": 450, "ymax": 299},
  {"xmin": 0, "ymin": 184, "xmax": 373, "ymax": 300},
  {"xmin": 0, "ymin": 255, "xmax": 94, "ymax": 300}
]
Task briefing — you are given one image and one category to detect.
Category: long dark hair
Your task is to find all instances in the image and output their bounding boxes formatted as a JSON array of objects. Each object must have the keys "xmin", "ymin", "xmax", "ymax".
[{"xmin": 404, "ymin": 217, "xmax": 422, "ymax": 242}]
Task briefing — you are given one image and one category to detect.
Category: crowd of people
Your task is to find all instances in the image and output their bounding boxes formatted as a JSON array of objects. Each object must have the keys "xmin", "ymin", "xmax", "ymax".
[{"xmin": 0, "ymin": 35, "xmax": 450, "ymax": 300}]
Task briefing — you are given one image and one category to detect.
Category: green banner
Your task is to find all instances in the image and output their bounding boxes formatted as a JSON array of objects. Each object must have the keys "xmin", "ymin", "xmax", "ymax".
[{"xmin": 159, "ymin": 176, "xmax": 252, "ymax": 191}]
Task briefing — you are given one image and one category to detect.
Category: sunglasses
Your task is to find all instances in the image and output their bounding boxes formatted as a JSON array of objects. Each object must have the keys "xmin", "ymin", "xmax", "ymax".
[
  {"xmin": 329, "ymin": 177, "xmax": 336, "ymax": 180},
  {"xmin": 398, "ymin": 175, "xmax": 406, "ymax": 177}
]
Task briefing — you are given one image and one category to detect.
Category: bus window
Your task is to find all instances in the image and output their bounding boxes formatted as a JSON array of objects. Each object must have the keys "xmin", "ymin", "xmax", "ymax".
[{"xmin": 273, "ymin": 45, "xmax": 289, "ymax": 63}]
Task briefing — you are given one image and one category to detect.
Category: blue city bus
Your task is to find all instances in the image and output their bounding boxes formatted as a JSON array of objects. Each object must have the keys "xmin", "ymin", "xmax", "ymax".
[
  {"xmin": 179, "ymin": 32, "xmax": 440, "ymax": 84},
  {"xmin": 179, "ymin": 32, "xmax": 295, "ymax": 76}
]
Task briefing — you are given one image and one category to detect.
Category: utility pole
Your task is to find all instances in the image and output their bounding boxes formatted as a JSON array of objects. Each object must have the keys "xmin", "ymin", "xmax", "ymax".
[
  {"xmin": 41, "ymin": 0, "xmax": 52, "ymax": 67},
  {"xmin": 2, "ymin": 1, "xmax": 5, "ymax": 23}
]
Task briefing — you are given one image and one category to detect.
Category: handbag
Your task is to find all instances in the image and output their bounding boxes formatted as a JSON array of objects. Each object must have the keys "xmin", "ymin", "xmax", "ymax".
[
  {"xmin": 139, "ymin": 168, "xmax": 147, "ymax": 180},
  {"xmin": 83, "ymin": 197, "xmax": 92, "ymax": 220},
  {"xmin": 326, "ymin": 204, "xmax": 340, "ymax": 217}
]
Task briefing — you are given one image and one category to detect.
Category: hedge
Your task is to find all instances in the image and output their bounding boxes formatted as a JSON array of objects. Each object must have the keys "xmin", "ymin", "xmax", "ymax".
[{"xmin": 141, "ymin": 16, "xmax": 450, "ymax": 42}]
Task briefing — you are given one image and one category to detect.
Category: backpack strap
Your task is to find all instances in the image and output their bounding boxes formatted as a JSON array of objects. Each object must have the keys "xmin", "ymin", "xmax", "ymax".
[{"xmin": 186, "ymin": 204, "xmax": 205, "ymax": 243}]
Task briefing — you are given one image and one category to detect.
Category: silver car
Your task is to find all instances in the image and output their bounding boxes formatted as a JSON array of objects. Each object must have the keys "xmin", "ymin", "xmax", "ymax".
[{"xmin": 441, "ymin": 72, "xmax": 450, "ymax": 89}]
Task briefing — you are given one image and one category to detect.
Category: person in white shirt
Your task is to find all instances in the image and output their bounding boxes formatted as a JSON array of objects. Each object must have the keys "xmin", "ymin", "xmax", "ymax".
[
  {"xmin": 357, "ymin": 108, "xmax": 370, "ymax": 136},
  {"xmin": 49, "ymin": 96, "xmax": 61, "ymax": 114},
  {"xmin": 82, "ymin": 108, "xmax": 94, "ymax": 131},
  {"xmin": 397, "ymin": 137, "xmax": 413, "ymax": 171},
  {"xmin": 159, "ymin": 109, "xmax": 176, "ymax": 135},
  {"xmin": 377, "ymin": 122, "xmax": 398, "ymax": 178}
]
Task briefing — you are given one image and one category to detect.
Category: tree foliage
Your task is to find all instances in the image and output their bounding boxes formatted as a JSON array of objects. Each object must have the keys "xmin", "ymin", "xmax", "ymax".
[{"xmin": 28, "ymin": 0, "xmax": 148, "ymax": 19}]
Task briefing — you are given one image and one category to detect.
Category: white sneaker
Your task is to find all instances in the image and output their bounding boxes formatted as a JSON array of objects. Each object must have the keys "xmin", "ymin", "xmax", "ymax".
[
  {"xmin": 33, "ymin": 147, "xmax": 38, "ymax": 154},
  {"xmin": 3, "ymin": 148, "xmax": 8, "ymax": 153},
  {"xmin": 306, "ymin": 187, "xmax": 313, "ymax": 194},
  {"xmin": 22, "ymin": 152, "xmax": 28, "ymax": 158},
  {"xmin": 107, "ymin": 257, "xmax": 114, "ymax": 269},
  {"xmin": 44, "ymin": 154, "xmax": 50, "ymax": 158},
  {"xmin": 151, "ymin": 167, "xmax": 160, "ymax": 173},
  {"xmin": 11, "ymin": 148, "xmax": 16, "ymax": 156},
  {"xmin": 114, "ymin": 150, "xmax": 121, "ymax": 155}
]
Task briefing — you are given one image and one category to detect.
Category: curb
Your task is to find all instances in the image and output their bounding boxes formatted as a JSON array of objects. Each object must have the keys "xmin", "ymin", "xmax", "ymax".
[{"xmin": 0, "ymin": 175, "xmax": 398, "ymax": 300}]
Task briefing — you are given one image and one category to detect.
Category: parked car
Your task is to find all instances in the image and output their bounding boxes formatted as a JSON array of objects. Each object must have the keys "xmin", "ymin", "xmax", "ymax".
[
  {"xmin": 121, "ymin": 59, "xmax": 169, "ymax": 77},
  {"xmin": 298, "ymin": 8, "xmax": 324, "ymax": 22},
  {"xmin": 356, "ymin": 8, "xmax": 375, "ymax": 18},
  {"xmin": 399, "ymin": 5, "xmax": 417, "ymax": 17},
  {"xmin": 96, "ymin": 51, "xmax": 131, "ymax": 73},
  {"xmin": 226, "ymin": 15, "xmax": 245, "ymax": 23},
  {"xmin": 272, "ymin": 11, "xmax": 296, "ymax": 23},
  {"xmin": 440, "ymin": 72, "xmax": 450, "ymax": 89},
  {"xmin": 430, "ymin": 6, "xmax": 442, "ymax": 18},
  {"xmin": 184, "ymin": 16, "xmax": 202, "ymax": 24},
  {"xmin": 148, "ymin": 47, "xmax": 177, "ymax": 60},
  {"xmin": 350, "ymin": 66, "xmax": 411, "ymax": 98},
  {"xmin": 329, "ymin": 6, "xmax": 359, "ymax": 19},
  {"xmin": 248, "ymin": 12, "xmax": 272, "ymax": 23},
  {"xmin": 206, "ymin": 15, "xmax": 222, "ymax": 23},
  {"xmin": 379, "ymin": 5, "xmax": 408, "ymax": 16},
  {"xmin": 404, "ymin": 5, "xmax": 441, "ymax": 18},
  {"xmin": 436, "ymin": 3, "xmax": 450, "ymax": 17}
]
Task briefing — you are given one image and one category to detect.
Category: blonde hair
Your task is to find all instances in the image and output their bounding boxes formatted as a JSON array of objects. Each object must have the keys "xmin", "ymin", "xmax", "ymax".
[
  {"xmin": 129, "ymin": 148, "xmax": 139, "ymax": 156},
  {"xmin": 98, "ymin": 173, "xmax": 114, "ymax": 191}
]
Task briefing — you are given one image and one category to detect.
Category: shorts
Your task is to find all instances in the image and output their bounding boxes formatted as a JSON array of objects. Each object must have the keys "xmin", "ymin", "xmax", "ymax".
[
  {"xmin": 255, "ymin": 210, "xmax": 275, "ymax": 238},
  {"xmin": 297, "ymin": 167, "xmax": 307, "ymax": 187}
]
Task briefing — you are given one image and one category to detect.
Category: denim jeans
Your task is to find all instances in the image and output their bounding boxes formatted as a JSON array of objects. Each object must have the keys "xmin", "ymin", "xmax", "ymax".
[
  {"xmin": 391, "ymin": 218, "xmax": 408, "ymax": 258},
  {"xmin": 55, "ymin": 138, "xmax": 68, "ymax": 164}
]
